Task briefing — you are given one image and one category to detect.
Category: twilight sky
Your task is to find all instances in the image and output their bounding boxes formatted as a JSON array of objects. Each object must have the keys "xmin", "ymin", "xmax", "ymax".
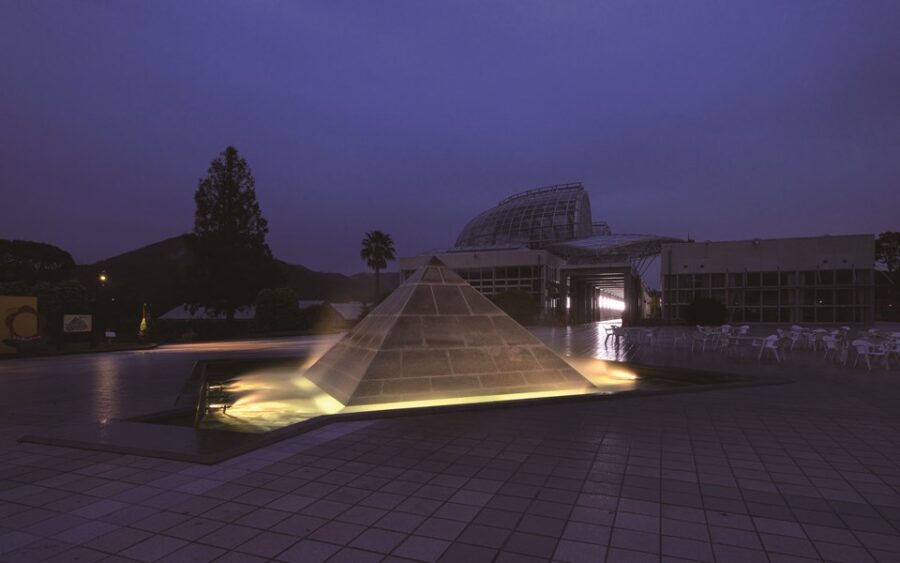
[{"xmin": 2, "ymin": 1, "xmax": 899, "ymax": 277}]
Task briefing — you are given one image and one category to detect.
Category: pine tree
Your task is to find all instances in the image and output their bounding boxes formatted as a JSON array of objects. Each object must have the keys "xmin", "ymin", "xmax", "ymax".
[{"xmin": 187, "ymin": 146, "xmax": 278, "ymax": 323}]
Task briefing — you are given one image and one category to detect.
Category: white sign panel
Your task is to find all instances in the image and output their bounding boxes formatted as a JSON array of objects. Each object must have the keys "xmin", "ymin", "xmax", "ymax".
[{"xmin": 63, "ymin": 314, "xmax": 92, "ymax": 333}]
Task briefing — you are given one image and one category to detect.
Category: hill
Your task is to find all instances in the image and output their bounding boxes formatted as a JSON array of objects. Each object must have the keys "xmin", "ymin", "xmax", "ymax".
[{"xmin": 75, "ymin": 235, "xmax": 401, "ymax": 314}]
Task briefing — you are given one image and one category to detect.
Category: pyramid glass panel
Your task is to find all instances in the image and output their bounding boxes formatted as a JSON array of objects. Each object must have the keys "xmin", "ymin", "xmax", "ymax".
[{"xmin": 303, "ymin": 257, "xmax": 595, "ymax": 405}]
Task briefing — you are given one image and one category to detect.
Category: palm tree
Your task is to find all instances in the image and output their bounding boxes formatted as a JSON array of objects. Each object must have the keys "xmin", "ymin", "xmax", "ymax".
[{"xmin": 360, "ymin": 230, "xmax": 396, "ymax": 300}]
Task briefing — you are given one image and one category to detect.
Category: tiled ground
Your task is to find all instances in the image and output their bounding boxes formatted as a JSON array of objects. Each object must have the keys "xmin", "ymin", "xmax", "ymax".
[{"xmin": 1, "ymin": 326, "xmax": 900, "ymax": 562}]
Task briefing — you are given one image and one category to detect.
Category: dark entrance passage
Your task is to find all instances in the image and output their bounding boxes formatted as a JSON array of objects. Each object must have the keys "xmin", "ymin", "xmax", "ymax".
[{"xmin": 562, "ymin": 266, "xmax": 647, "ymax": 325}]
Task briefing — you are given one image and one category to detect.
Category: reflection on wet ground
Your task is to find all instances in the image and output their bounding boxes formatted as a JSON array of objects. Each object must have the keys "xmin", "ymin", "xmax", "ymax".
[
  {"xmin": 0, "ymin": 324, "xmax": 749, "ymax": 438},
  {"xmin": 195, "ymin": 322, "xmax": 734, "ymax": 433},
  {"xmin": 530, "ymin": 320, "xmax": 632, "ymax": 360},
  {"xmin": 197, "ymin": 355, "xmax": 649, "ymax": 433},
  {"xmin": 0, "ymin": 335, "xmax": 340, "ymax": 443}
]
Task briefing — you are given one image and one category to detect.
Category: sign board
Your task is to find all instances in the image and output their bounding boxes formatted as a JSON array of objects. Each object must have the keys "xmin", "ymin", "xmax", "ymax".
[
  {"xmin": 1, "ymin": 296, "xmax": 40, "ymax": 354},
  {"xmin": 63, "ymin": 314, "xmax": 93, "ymax": 333}
]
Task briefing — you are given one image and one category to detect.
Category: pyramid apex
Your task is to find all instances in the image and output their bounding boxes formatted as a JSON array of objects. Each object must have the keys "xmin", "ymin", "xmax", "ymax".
[{"xmin": 425, "ymin": 256, "xmax": 446, "ymax": 267}]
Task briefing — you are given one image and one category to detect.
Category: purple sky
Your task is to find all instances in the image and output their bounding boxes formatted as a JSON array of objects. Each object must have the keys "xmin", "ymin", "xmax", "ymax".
[{"xmin": 2, "ymin": 2, "xmax": 899, "ymax": 277}]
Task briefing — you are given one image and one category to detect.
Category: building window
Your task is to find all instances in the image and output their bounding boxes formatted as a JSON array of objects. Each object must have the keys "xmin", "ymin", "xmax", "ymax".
[
  {"xmin": 835, "ymin": 288, "xmax": 851, "ymax": 305},
  {"xmin": 728, "ymin": 273, "xmax": 744, "ymax": 287},
  {"xmin": 835, "ymin": 270, "xmax": 852, "ymax": 285},
  {"xmin": 816, "ymin": 289, "xmax": 833, "ymax": 306},
  {"xmin": 779, "ymin": 289, "xmax": 794, "ymax": 305}
]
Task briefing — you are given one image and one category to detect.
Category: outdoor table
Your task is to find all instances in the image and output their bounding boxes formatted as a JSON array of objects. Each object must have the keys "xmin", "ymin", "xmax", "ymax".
[{"xmin": 724, "ymin": 335, "xmax": 759, "ymax": 359}]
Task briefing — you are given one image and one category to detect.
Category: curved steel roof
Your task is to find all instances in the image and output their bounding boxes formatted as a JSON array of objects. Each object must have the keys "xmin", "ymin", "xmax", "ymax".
[{"xmin": 455, "ymin": 183, "xmax": 593, "ymax": 249}]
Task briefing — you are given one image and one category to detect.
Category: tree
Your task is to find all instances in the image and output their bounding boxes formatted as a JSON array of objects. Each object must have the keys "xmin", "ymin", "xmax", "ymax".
[
  {"xmin": 875, "ymin": 232, "xmax": 900, "ymax": 274},
  {"xmin": 0, "ymin": 239, "xmax": 75, "ymax": 284},
  {"xmin": 875, "ymin": 232, "xmax": 900, "ymax": 321},
  {"xmin": 187, "ymin": 146, "xmax": 278, "ymax": 323},
  {"xmin": 360, "ymin": 230, "xmax": 396, "ymax": 299},
  {"xmin": 254, "ymin": 287, "xmax": 300, "ymax": 332}
]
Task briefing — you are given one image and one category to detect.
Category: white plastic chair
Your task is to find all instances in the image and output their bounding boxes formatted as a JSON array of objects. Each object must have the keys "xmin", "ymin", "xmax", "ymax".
[
  {"xmin": 838, "ymin": 339, "xmax": 851, "ymax": 366},
  {"xmin": 852, "ymin": 340, "xmax": 887, "ymax": 371},
  {"xmin": 786, "ymin": 331, "xmax": 803, "ymax": 351},
  {"xmin": 821, "ymin": 335, "xmax": 838, "ymax": 362},
  {"xmin": 757, "ymin": 335, "xmax": 781, "ymax": 362},
  {"xmin": 692, "ymin": 326, "xmax": 711, "ymax": 352},
  {"xmin": 612, "ymin": 326, "xmax": 626, "ymax": 347},
  {"xmin": 811, "ymin": 329, "xmax": 828, "ymax": 351},
  {"xmin": 890, "ymin": 340, "xmax": 900, "ymax": 369},
  {"xmin": 603, "ymin": 325, "xmax": 616, "ymax": 345}
]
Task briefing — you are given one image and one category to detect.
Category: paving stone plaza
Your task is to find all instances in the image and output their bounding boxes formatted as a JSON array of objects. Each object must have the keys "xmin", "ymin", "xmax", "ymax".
[{"xmin": 2, "ymin": 325, "xmax": 900, "ymax": 562}]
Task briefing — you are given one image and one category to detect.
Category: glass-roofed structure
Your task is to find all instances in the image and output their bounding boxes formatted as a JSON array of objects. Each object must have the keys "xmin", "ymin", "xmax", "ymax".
[
  {"xmin": 401, "ymin": 183, "xmax": 678, "ymax": 324},
  {"xmin": 455, "ymin": 183, "xmax": 593, "ymax": 248}
]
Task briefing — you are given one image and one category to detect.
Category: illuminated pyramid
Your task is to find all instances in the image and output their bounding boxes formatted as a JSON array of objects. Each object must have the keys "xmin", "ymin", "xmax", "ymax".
[{"xmin": 304, "ymin": 257, "xmax": 595, "ymax": 405}]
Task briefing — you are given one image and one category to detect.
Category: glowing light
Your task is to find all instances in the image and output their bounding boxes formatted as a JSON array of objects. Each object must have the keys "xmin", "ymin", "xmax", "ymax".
[
  {"xmin": 342, "ymin": 387, "xmax": 595, "ymax": 414},
  {"xmin": 566, "ymin": 297, "xmax": 571, "ymax": 309},
  {"xmin": 199, "ymin": 337, "xmax": 646, "ymax": 434},
  {"xmin": 560, "ymin": 357, "xmax": 639, "ymax": 387},
  {"xmin": 597, "ymin": 295, "xmax": 626, "ymax": 311}
]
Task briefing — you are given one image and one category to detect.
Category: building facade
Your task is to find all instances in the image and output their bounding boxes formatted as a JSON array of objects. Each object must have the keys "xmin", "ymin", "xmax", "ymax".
[
  {"xmin": 401, "ymin": 183, "xmax": 676, "ymax": 324},
  {"xmin": 661, "ymin": 235, "xmax": 875, "ymax": 323}
]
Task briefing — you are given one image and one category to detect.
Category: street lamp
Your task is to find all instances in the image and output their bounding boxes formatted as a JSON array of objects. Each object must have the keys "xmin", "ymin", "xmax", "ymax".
[{"xmin": 91, "ymin": 270, "xmax": 109, "ymax": 348}]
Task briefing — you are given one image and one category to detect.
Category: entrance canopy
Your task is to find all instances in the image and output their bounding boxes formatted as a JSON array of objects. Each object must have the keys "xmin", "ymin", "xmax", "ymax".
[{"xmin": 547, "ymin": 233, "xmax": 681, "ymax": 260}]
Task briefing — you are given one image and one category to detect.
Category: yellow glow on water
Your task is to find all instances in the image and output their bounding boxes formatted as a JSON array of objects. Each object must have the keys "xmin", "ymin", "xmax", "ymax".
[
  {"xmin": 342, "ymin": 387, "xmax": 596, "ymax": 415},
  {"xmin": 561, "ymin": 357, "xmax": 638, "ymax": 386},
  {"xmin": 202, "ymin": 360, "xmax": 345, "ymax": 432},
  {"xmin": 203, "ymin": 348, "xmax": 644, "ymax": 433}
]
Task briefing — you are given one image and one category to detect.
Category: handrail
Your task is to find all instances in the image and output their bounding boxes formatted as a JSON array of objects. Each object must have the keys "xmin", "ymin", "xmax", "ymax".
[{"xmin": 193, "ymin": 363, "xmax": 209, "ymax": 428}]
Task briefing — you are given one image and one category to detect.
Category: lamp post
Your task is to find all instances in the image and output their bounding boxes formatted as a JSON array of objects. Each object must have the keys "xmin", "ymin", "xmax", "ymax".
[{"xmin": 91, "ymin": 270, "xmax": 108, "ymax": 348}]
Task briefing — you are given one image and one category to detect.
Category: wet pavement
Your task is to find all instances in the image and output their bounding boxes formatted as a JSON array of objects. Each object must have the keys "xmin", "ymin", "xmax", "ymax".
[
  {"xmin": 0, "ymin": 336, "xmax": 341, "ymax": 441},
  {"xmin": 1, "ymin": 325, "xmax": 900, "ymax": 562}
]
